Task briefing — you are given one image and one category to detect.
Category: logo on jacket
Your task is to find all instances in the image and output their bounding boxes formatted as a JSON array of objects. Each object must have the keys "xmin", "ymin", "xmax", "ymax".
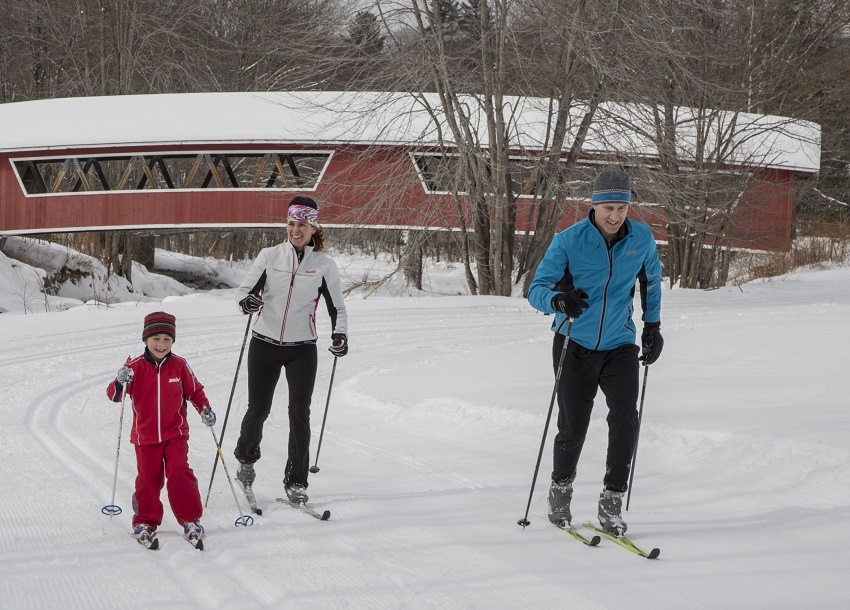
[
  {"xmin": 304, "ymin": 269, "xmax": 317, "ymax": 275},
  {"xmin": 169, "ymin": 377, "xmax": 180, "ymax": 383}
]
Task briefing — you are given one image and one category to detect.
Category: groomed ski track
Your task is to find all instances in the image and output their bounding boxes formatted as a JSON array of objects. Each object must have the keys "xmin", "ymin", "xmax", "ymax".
[{"xmin": 2, "ymin": 283, "xmax": 849, "ymax": 607}]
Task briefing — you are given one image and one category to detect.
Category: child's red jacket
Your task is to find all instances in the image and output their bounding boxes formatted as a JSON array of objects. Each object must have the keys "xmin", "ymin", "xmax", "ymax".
[{"xmin": 106, "ymin": 350, "xmax": 211, "ymax": 446}]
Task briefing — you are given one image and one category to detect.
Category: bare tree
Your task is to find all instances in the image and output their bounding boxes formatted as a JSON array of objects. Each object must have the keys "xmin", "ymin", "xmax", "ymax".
[
  {"xmin": 352, "ymin": 0, "xmax": 623, "ymax": 296},
  {"xmin": 596, "ymin": 0, "xmax": 847, "ymax": 288},
  {"xmin": 4, "ymin": 0, "xmax": 849, "ymax": 292},
  {"xmin": 0, "ymin": 0, "xmax": 348, "ymax": 280}
]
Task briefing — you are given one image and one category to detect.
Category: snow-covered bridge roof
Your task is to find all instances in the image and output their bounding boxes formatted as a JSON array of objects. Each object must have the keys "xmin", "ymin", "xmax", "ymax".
[{"xmin": 0, "ymin": 91, "xmax": 820, "ymax": 173}]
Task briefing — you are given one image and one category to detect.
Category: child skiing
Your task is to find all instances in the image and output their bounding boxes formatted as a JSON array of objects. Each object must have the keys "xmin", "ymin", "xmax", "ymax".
[{"xmin": 106, "ymin": 311, "xmax": 216, "ymax": 550}]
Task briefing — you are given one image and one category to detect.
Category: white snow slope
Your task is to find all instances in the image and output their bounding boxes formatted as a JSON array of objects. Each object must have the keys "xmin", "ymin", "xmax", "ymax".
[{"xmin": 1, "ymin": 250, "xmax": 849, "ymax": 609}]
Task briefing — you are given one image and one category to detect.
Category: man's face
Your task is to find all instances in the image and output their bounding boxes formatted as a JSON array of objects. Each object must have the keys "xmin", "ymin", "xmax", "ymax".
[{"xmin": 593, "ymin": 203, "xmax": 629, "ymax": 239}]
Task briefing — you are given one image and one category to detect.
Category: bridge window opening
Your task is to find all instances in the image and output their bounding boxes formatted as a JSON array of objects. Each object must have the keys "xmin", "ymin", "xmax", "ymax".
[
  {"xmin": 414, "ymin": 153, "xmax": 610, "ymax": 199},
  {"xmin": 413, "ymin": 153, "xmax": 748, "ymax": 211},
  {"xmin": 12, "ymin": 152, "xmax": 332, "ymax": 195}
]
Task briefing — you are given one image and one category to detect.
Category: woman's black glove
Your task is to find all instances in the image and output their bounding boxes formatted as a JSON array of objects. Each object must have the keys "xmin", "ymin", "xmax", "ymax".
[
  {"xmin": 328, "ymin": 333, "xmax": 348, "ymax": 357},
  {"xmin": 239, "ymin": 293, "xmax": 263, "ymax": 314}
]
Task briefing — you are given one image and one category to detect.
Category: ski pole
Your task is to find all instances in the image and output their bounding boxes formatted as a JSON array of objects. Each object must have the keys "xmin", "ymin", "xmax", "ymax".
[
  {"xmin": 102, "ymin": 358, "xmax": 131, "ymax": 517},
  {"xmin": 626, "ymin": 363, "xmax": 650, "ymax": 511},
  {"xmin": 204, "ymin": 314, "xmax": 252, "ymax": 507},
  {"xmin": 518, "ymin": 317, "xmax": 573, "ymax": 527},
  {"xmin": 309, "ymin": 356, "xmax": 338, "ymax": 474},
  {"xmin": 207, "ymin": 424, "xmax": 254, "ymax": 527}
]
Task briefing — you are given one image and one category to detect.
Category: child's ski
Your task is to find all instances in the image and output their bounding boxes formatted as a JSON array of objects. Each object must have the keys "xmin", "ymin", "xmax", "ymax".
[{"xmin": 135, "ymin": 534, "xmax": 159, "ymax": 550}]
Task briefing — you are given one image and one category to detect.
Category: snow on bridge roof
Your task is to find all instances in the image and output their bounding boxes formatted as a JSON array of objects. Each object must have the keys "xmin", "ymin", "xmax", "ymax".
[{"xmin": 0, "ymin": 91, "xmax": 820, "ymax": 173}]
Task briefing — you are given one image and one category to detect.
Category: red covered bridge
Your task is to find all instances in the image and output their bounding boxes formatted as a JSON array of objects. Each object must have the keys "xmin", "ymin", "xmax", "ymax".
[{"xmin": 0, "ymin": 91, "xmax": 820, "ymax": 250}]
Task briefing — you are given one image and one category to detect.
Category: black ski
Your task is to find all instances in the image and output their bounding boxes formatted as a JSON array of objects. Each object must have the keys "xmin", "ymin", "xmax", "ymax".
[
  {"xmin": 185, "ymin": 534, "xmax": 204, "ymax": 551},
  {"xmin": 135, "ymin": 534, "xmax": 159, "ymax": 550},
  {"xmin": 276, "ymin": 497, "xmax": 331, "ymax": 521},
  {"xmin": 554, "ymin": 520, "xmax": 600, "ymax": 546},
  {"xmin": 582, "ymin": 522, "xmax": 660, "ymax": 559}
]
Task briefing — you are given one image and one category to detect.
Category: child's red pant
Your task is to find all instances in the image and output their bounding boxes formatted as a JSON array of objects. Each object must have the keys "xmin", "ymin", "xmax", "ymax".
[{"xmin": 132, "ymin": 437, "xmax": 202, "ymax": 529}]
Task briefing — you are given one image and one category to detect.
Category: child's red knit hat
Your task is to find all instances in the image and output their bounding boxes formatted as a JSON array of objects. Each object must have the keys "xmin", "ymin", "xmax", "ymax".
[{"xmin": 142, "ymin": 311, "xmax": 176, "ymax": 341}]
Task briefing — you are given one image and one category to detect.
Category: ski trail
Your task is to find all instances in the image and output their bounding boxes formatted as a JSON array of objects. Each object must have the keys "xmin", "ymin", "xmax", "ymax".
[{"xmin": 14, "ymin": 335, "xmax": 283, "ymax": 607}]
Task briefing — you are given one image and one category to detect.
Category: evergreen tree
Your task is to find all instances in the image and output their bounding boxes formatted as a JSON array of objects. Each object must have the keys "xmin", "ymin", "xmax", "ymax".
[{"xmin": 347, "ymin": 10, "xmax": 385, "ymax": 55}]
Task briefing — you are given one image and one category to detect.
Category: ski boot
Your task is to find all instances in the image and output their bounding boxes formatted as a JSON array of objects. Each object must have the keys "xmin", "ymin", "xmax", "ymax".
[
  {"xmin": 597, "ymin": 489, "xmax": 627, "ymax": 536},
  {"xmin": 133, "ymin": 523, "xmax": 158, "ymax": 549},
  {"xmin": 547, "ymin": 476, "xmax": 575, "ymax": 526},
  {"xmin": 183, "ymin": 521, "xmax": 205, "ymax": 549},
  {"xmin": 284, "ymin": 483, "xmax": 308, "ymax": 504}
]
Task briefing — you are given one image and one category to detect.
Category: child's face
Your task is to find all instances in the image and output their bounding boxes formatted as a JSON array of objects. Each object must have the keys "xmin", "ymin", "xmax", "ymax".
[{"xmin": 145, "ymin": 333, "xmax": 174, "ymax": 361}]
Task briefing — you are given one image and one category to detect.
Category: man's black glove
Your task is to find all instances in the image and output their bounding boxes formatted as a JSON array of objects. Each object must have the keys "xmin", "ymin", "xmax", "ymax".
[
  {"xmin": 551, "ymin": 289, "xmax": 589, "ymax": 318},
  {"xmin": 329, "ymin": 333, "xmax": 348, "ymax": 357},
  {"xmin": 640, "ymin": 323, "xmax": 664, "ymax": 365},
  {"xmin": 239, "ymin": 293, "xmax": 263, "ymax": 314}
]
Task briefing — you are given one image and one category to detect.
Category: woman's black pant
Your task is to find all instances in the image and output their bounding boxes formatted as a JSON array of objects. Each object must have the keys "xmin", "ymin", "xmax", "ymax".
[
  {"xmin": 551, "ymin": 333, "xmax": 640, "ymax": 493},
  {"xmin": 234, "ymin": 338, "xmax": 317, "ymax": 488}
]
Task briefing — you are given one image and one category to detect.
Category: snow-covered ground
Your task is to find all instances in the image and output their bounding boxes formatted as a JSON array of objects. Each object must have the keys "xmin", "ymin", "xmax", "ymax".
[{"xmin": 1, "ymin": 238, "xmax": 849, "ymax": 608}]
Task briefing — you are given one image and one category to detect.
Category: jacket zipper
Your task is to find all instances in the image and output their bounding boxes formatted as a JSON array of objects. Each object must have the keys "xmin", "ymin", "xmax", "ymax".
[
  {"xmin": 594, "ymin": 248, "xmax": 614, "ymax": 350},
  {"xmin": 156, "ymin": 362, "xmax": 162, "ymax": 443},
  {"xmin": 278, "ymin": 246, "xmax": 299, "ymax": 344}
]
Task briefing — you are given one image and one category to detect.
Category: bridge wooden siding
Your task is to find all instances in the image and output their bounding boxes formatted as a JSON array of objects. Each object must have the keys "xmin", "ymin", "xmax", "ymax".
[{"xmin": 0, "ymin": 92, "xmax": 814, "ymax": 251}]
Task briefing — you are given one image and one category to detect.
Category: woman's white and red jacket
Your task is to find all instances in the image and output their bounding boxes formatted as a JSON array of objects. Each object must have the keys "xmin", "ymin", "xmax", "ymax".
[
  {"xmin": 106, "ymin": 351, "xmax": 210, "ymax": 446},
  {"xmin": 234, "ymin": 241, "xmax": 348, "ymax": 345}
]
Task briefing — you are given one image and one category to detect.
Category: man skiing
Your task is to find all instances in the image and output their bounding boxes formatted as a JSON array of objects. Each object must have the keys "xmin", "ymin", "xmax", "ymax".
[{"xmin": 527, "ymin": 167, "xmax": 663, "ymax": 536}]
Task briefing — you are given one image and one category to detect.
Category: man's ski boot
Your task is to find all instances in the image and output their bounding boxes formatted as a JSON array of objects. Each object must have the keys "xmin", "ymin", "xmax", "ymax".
[
  {"xmin": 597, "ymin": 489, "xmax": 627, "ymax": 536},
  {"xmin": 547, "ymin": 475, "xmax": 575, "ymax": 526}
]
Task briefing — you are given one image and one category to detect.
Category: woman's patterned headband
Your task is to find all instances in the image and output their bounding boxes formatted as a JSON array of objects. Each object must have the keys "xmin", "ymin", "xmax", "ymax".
[{"xmin": 287, "ymin": 204, "xmax": 319, "ymax": 227}]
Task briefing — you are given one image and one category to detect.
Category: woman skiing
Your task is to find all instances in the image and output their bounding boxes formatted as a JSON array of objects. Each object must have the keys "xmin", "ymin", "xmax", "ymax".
[{"xmin": 232, "ymin": 196, "xmax": 348, "ymax": 506}]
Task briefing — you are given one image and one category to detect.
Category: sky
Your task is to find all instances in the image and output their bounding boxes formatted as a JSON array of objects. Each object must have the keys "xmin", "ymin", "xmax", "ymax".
[{"xmin": 1, "ymin": 237, "xmax": 849, "ymax": 609}]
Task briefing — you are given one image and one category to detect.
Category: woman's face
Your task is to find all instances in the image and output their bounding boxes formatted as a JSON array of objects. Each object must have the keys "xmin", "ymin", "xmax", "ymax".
[{"xmin": 287, "ymin": 220, "xmax": 317, "ymax": 250}]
